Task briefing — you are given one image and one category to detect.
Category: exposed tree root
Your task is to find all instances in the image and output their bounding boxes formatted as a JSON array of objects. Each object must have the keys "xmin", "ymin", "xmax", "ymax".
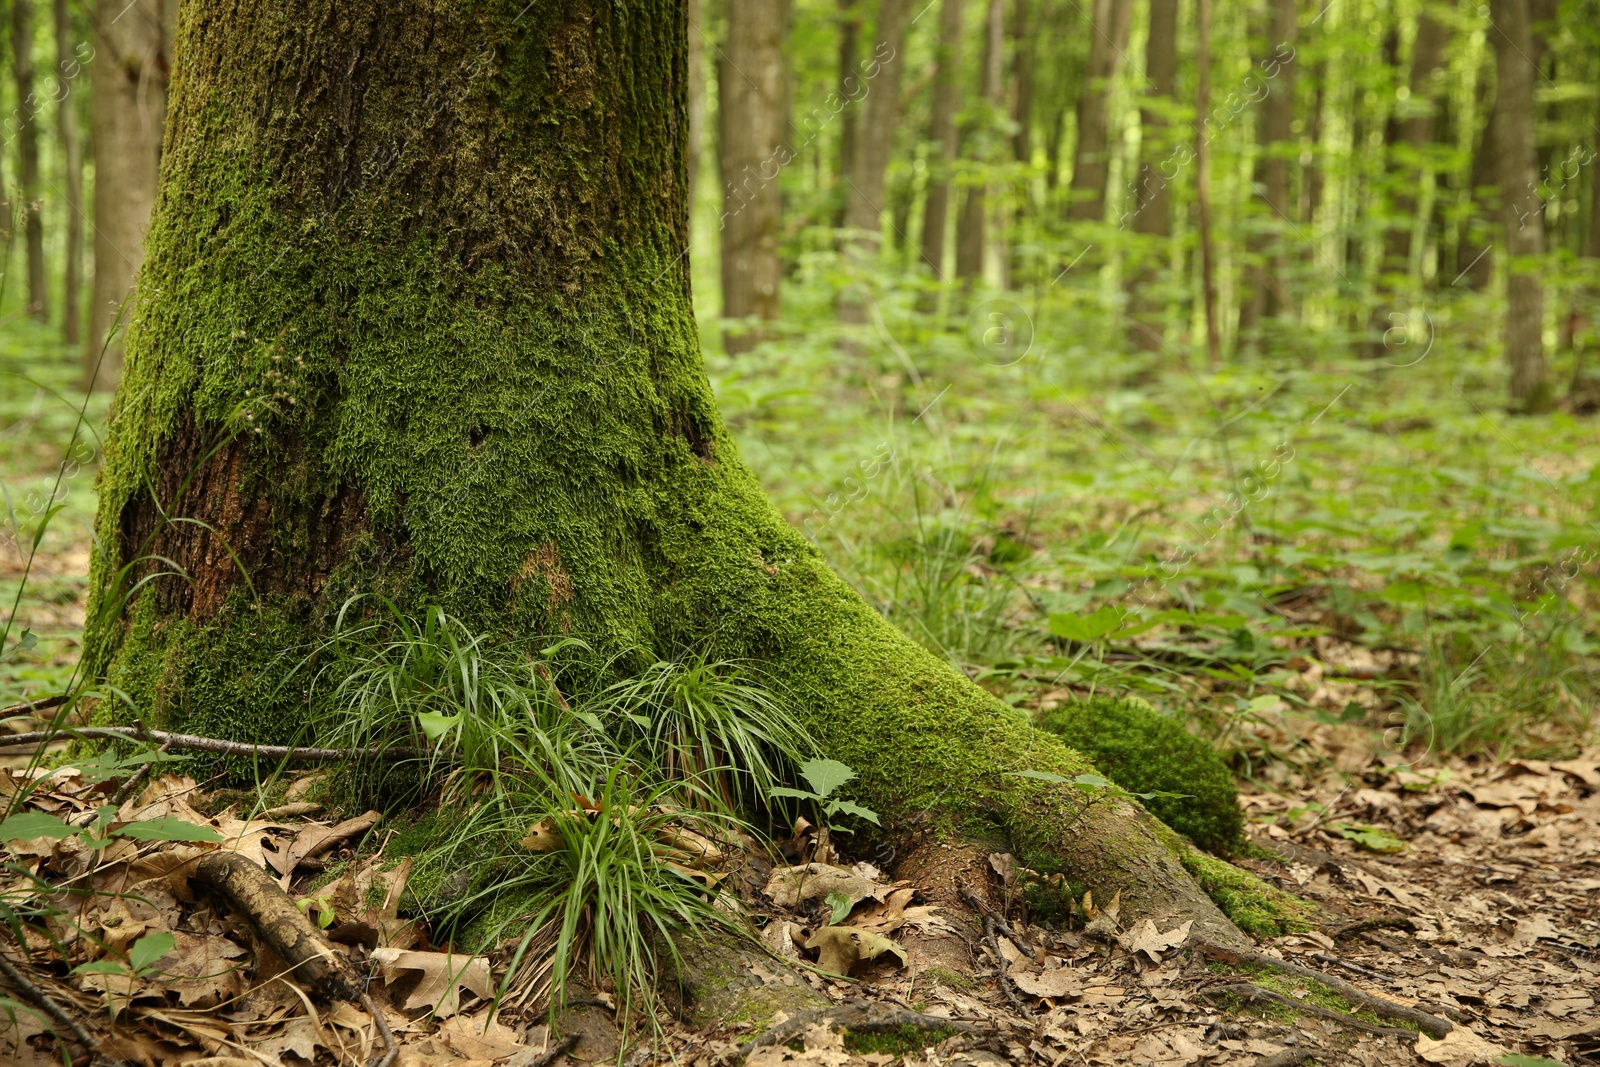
[
  {"xmin": 740, "ymin": 997, "xmax": 986, "ymax": 1061},
  {"xmin": 1200, "ymin": 983, "xmax": 1417, "ymax": 1039},
  {"xmin": 1195, "ymin": 940, "xmax": 1452, "ymax": 1037},
  {"xmin": 194, "ymin": 851, "xmax": 363, "ymax": 1001},
  {"xmin": 0, "ymin": 945, "xmax": 98, "ymax": 1053}
]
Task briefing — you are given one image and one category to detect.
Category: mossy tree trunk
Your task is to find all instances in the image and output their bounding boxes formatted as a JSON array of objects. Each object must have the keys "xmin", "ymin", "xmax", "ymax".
[{"xmin": 86, "ymin": 0, "xmax": 1267, "ymax": 947}]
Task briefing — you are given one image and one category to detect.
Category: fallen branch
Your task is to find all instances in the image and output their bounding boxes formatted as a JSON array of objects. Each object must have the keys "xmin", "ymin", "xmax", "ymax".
[
  {"xmin": 981, "ymin": 916, "xmax": 1034, "ymax": 1021},
  {"xmin": 1201, "ymin": 983, "xmax": 1417, "ymax": 1038},
  {"xmin": 526, "ymin": 1032, "xmax": 580, "ymax": 1067},
  {"xmin": 0, "ymin": 694, "xmax": 70, "ymax": 719},
  {"xmin": 1195, "ymin": 941, "xmax": 1451, "ymax": 1037},
  {"xmin": 0, "ymin": 946, "xmax": 98, "ymax": 1052},
  {"xmin": 363, "ymin": 991, "xmax": 399, "ymax": 1067},
  {"xmin": 195, "ymin": 851, "xmax": 364, "ymax": 1001},
  {"xmin": 0, "ymin": 726, "xmax": 425, "ymax": 762}
]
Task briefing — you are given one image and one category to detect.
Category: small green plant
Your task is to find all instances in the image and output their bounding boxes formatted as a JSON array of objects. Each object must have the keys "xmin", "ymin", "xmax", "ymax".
[
  {"xmin": 768, "ymin": 758, "xmax": 879, "ymax": 832},
  {"xmin": 72, "ymin": 931, "xmax": 175, "ymax": 982}
]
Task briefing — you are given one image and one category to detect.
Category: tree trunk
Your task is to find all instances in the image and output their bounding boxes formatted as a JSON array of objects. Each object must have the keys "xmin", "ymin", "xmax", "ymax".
[
  {"xmin": 54, "ymin": 0, "xmax": 84, "ymax": 345},
  {"xmin": 841, "ymin": 0, "xmax": 910, "ymax": 249},
  {"xmin": 718, "ymin": 0, "xmax": 786, "ymax": 352},
  {"xmin": 954, "ymin": 0, "xmax": 1002, "ymax": 282},
  {"xmin": 918, "ymin": 0, "xmax": 962, "ymax": 281},
  {"xmin": 13, "ymin": 0, "xmax": 47, "ymax": 321},
  {"xmin": 1455, "ymin": 64, "xmax": 1496, "ymax": 290},
  {"xmin": 835, "ymin": 0, "xmax": 861, "ymax": 227},
  {"xmin": 82, "ymin": 0, "xmax": 171, "ymax": 392},
  {"xmin": 1237, "ymin": 0, "xmax": 1297, "ymax": 342},
  {"xmin": 1125, "ymin": 0, "xmax": 1178, "ymax": 352},
  {"xmin": 1569, "ymin": 80, "xmax": 1600, "ymax": 408},
  {"xmin": 1064, "ymin": 0, "xmax": 1131, "ymax": 222},
  {"xmin": 1363, "ymin": 8, "xmax": 1447, "ymax": 354},
  {"xmin": 83, "ymin": 0, "xmax": 1279, "ymax": 952},
  {"xmin": 1490, "ymin": 0, "xmax": 1549, "ymax": 412},
  {"xmin": 687, "ymin": 0, "xmax": 705, "ymax": 209},
  {"xmin": 1196, "ymin": 0, "xmax": 1221, "ymax": 365}
]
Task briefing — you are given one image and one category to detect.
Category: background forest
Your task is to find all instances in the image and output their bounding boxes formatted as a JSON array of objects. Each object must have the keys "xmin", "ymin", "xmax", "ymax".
[{"xmin": 0, "ymin": 0, "xmax": 1597, "ymax": 788}]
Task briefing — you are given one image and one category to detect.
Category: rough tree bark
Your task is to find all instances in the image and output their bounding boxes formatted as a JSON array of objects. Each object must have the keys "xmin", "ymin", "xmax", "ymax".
[
  {"xmin": 718, "ymin": 0, "xmax": 787, "ymax": 352},
  {"xmin": 12, "ymin": 0, "xmax": 47, "ymax": 321},
  {"xmin": 1237, "ymin": 0, "xmax": 1297, "ymax": 343},
  {"xmin": 83, "ymin": 0, "xmax": 1291, "ymax": 974},
  {"xmin": 687, "ymin": 0, "xmax": 704, "ymax": 207},
  {"xmin": 918, "ymin": 0, "xmax": 962, "ymax": 281},
  {"xmin": 1064, "ymin": 0, "xmax": 1131, "ymax": 222},
  {"xmin": 1125, "ymin": 0, "xmax": 1178, "ymax": 352},
  {"xmin": 1489, "ymin": 0, "xmax": 1549, "ymax": 412},
  {"xmin": 838, "ymin": 0, "xmax": 910, "ymax": 321},
  {"xmin": 1456, "ymin": 62, "xmax": 1497, "ymax": 291},
  {"xmin": 54, "ymin": 0, "xmax": 84, "ymax": 345},
  {"xmin": 954, "ymin": 0, "xmax": 1003, "ymax": 282},
  {"xmin": 82, "ymin": 0, "xmax": 171, "ymax": 392}
]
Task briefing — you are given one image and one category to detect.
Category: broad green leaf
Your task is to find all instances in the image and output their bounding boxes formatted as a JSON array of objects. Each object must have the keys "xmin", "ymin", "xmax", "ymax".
[
  {"xmin": 767, "ymin": 786, "xmax": 818, "ymax": 802},
  {"xmin": 1334, "ymin": 823, "xmax": 1406, "ymax": 854},
  {"xmin": 416, "ymin": 711, "xmax": 460, "ymax": 740},
  {"xmin": 0, "ymin": 629, "xmax": 37, "ymax": 663},
  {"xmin": 799, "ymin": 758, "xmax": 856, "ymax": 800},
  {"xmin": 114, "ymin": 817, "xmax": 224, "ymax": 843},
  {"xmin": 71, "ymin": 960, "xmax": 128, "ymax": 976},
  {"xmin": 0, "ymin": 811, "xmax": 78, "ymax": 841},
  {"xmin": 1072, "ymin": 773, "xmax": 1114, "ymax": 791},
  {"xmin": 128, "ymin": 932, "xmax": 175, "ymax": 974},
  {"xmin": 825, "ymin": 890, "xmax": 854, "ymax": 925},
  {"xmin": 824, "ymin": 799, "xmax": 880, "ymax": 825},
  {"xmin": 1047, "ymin": 606, "xmax": 1127, "ymax": 643}
]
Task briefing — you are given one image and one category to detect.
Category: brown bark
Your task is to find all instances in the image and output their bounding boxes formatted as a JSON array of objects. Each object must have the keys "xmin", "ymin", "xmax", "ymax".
[
  {"xmin": 1569, "ymin": 89, "xmax": 1600, "ymax": 405},
  {"xmin": 836, "ymin": 0, "xmax": 861, "ymax": 226},
  {"xmin": 1455, "ymin": 64, "xmax": 1496, "ymax": 290},
  {"xmin": 1011, "ymin": 0, "xmax": 1035, "ymax": 165},
  {"xmin": 840, "ymin": 0, "xmax": 911, "ymax": 247},
  {"xmin": 719, "ymin": 0, "xmax": 787, "ymax": 352},
  {"xmin": 1065, "ymin": 0, "xmax": 1132, "ymax": 222},
  {"xmin": 83, "ymin": 0, "xmax": 171, "ymax": 392},
  {"xmin": 1125, "ymin": 0, "xmax": 1178, "ymax": 352},
  {"xmin": 1196, "ymin": 0, "xmax": 1220, "ymax": 365},
  {"xmin": 1238, "ymin": 0, "xmax": 1298, "ymax": 340},
  {"xmin": 688, "ymin": 0, "xmax": 705, "ymax": 207},
  {"xmin": 955, "ymin": 0, "xmax": 1003, "ymax": 281},
  {"xmin": 1490, "ymin": 0, "xmax": 1549, "ymax": 411},
  {"xmin": 12, "ymin": 0, "xmax": 46, "ymax": 321},
  {"xmin": 54, "ymin": 0, "xmax": 83, "ymax": 345},
  {"xmin": 918, "ymin": 0, "xmax": 963, "ymax": 280}
]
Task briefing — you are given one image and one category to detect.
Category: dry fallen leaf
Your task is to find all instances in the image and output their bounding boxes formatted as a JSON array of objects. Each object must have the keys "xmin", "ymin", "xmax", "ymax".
[
  {"xmin": 803, "ymin": 925, "xmax": 907, "ymax": 975},
  {"xmin": 371, "ymin": 947, "xmax": 492, "ymax": 1017},
  {"xmin": 764, "ymin": 863, "xmax": 890, "ymax": 910},
  {"xmin": 1009, "ymin": 968, "xmax": 1083, "ymax": 1000},
  {"xmin": 1119, "ymin": 918, "xmax": 1193, "ymax": 962},
  {"xmin": 1414, "ymin": 1027, "xmax": 1508, "ymax": 1066}
]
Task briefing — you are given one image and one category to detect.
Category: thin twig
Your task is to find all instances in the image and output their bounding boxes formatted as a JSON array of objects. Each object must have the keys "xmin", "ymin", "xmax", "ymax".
[
  {"xmin": 526, "ymin": 1032, "xmax": 579, "ymax": 1067},
  {"xmin": 0, "ymin": 726, "xmax": 425, "ymax": 761},
  {"xmin": 0, "ymin": 693, "xmax": 70, "ymax": 719},
  {"xmin": 0, "ymin": 948, "xmax": 97, "ymax": 1051},
  {"xmin": 982, "ymin": 916, "xmax": 1034, "ymax": 1020},
  {"xmin": 364, "ymin": 991, "xmax": 398, "ymax": 1067},
  {"xmin": 111, "ymin": 739, "xmax": 172, "ymax": 807},
  {"xmin": 1312, "ymin": 952, "xmax": 1392, "ymax": 984}
]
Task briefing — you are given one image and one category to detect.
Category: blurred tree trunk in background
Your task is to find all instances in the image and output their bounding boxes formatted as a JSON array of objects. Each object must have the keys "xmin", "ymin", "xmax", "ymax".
[
  {"xmin": 1237, "ymin": 0, "xmax": 1297, "ymax": 344},
  {"xmin": 1456, "ymin": 66, "xmax": 1496, "ymax": 291},
  {"xmin": 1490, "ymin": 0, "xmax": 1549, "ymax": 412},
  {"xmin": 1570, "ymin": 88, "xmax": 1600, "ymax": 409},
  {"xmin": 955, "ymin": 0, "xmax": 1003, "ymax": 281},
  {"xmin": 1195, "ymin": 0, "xmax": 1220, "ymax": 365},
  {"xmin": 835, "ymin": 0, "xmax": 860, "ymax": 226},
  {"xmin": 1037, "ymin": 0, "xmax": 1081, "ymax": 194},
  {"xmin": 838, "ymin": 0, "xmax": 910, "ymax": 320},
  {"xmin": 1065, "ymin": 0, "xmax": 1131, "ymax": 222},
  {"xmin": 83, "ymin": 0, "xmax": 171, "ymax": 392},
  {"xmin": 918, "ymin": 0, "xmax": 962, "ymax": 282},
  {"xmin": 688, "ymin": 0, "xmax": 705, "ymax": 209},
  {"xmin": 54, "ymin": 0, "xmax": 83, "ymax": 346},
  {"xmin": 1364, "ymin": 7, "xmax": 1448, "ymax": 355},
  {"xmin": 719, "ymin": 0, "xmax": 788, "ymax": 352},
  {"xmin": 1125, "ymin": 0, "xmax": 1178, "ymax": 352},
  {"xmin": 1006, "ymin": 0, "xmax": 1036, "ymax": 282},
  {"xmin": 13, "ymin": 0, "xmax": 47, "ymax": 321}
]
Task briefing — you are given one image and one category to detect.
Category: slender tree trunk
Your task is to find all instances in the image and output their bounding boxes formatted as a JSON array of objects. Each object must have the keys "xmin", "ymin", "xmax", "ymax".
[
  {"xmin": 54, "ymin": 0, "xmax": 83, "ymax": 345},
  {"xmin": 1490, "ymin": 0, "xmax": 1549, "ymax": 411},
  {"xmin": 1125, "ymin": 0, "xmax": 1178, "ymax": 352},
  {"xmin": 1011, "ymin": 0, "xmax": 1035, "ymax": 166},
  {"xmin": 835, "ymin": 0, "xmax": 861, "ymax": 227},
  {"xmin": 84, "ymin": 0, "xmax": 1276, "ymax": 959},
  {"xmin": 841, "ymin": 0, "xmax": 910, "ymax": 248},
  {"xmin": 1569, "ymin": 84, "xmax": 1600, "ymax": 408},
  {"xmin": 12, "ymin": 0, "xmax": 47, "ymax": 321},
  {"xmin": 1237, "ymin": 0, "xmax": 1298, "ymax": 343},
  {"xmin": 1456, "ymin": 65, "xmax": 1497, "ymax": 290},
  {"xmin": 82, "ymin": 0, "xmax": 171, "ymax": 392},
  {"xmin": 718, "ymin": 0, "xmax": 787, "ymax": 352},
  {"xmin": 1196, "ymin": 0, "xmax": 1220, "ymax": 365},
  {"xmin": 1362, "ymin": 8, "xmax": 1447, "ymax": 354},
  {"xmin": 1065, "ymin": 0, "xmax": 1132, "ymax": 222},
  {"xmin": 955, "ymin": 0, "xmax": 1003, "ymax": 282},
  {"xmin": 918, "ymin": 0, "xmax": 963, "ymax": 281}
]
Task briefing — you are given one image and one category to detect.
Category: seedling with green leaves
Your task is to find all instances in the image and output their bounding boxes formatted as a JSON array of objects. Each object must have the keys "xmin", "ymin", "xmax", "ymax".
[{"xmin": 769, "ymin": 758, "xmax": 880, "ymax": 832}]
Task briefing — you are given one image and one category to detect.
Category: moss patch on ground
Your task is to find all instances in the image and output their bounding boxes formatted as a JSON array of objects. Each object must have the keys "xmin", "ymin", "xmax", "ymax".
[{"xmin": 1037, "ymin": 696, "xmax": 1244, "ymax": 854}]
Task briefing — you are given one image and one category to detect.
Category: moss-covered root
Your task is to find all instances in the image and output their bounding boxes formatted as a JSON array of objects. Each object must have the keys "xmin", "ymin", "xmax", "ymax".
[
  {"xmin": 669, "ymin": 928, "xmax": 826, "ymax": 1031},
  {"xmin": 1156, "ymin": 823, "xmax": 1322, "ymax": 938}
]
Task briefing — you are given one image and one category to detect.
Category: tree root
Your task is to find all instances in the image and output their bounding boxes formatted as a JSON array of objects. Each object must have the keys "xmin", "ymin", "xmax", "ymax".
[
  {"xmin": 0, "ymin": 945, "xmax": 98, "ymax": 1052},
  {"xmin": 1200, "ymin": 983, "xmax": 1417, "ymax": 1039},
  {"xmin": 0, "ymin": 726, "xmax": 424, "ymax": 761},
  {"xmin": 195, "ymin": 851, "xmax": 364, "ymax": 1001},
  {"xmin": 1195, "ymin": 941, "xmax": 1452, "ymax": 1037},
  {"xmin": 739, "ymin": 997, "xmax": 984, "ymax": 1061}
]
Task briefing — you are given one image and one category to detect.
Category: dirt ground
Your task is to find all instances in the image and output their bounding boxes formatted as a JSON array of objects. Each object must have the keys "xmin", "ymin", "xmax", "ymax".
[{"xmin": 0, "ymin": 716, "xmax": 1596, "ymax": 1067}]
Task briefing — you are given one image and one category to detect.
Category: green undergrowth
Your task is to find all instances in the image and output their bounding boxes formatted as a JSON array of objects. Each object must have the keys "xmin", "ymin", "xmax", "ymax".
[{"xmin": 1036, "ymin": 695, "xmax": 1244, "ymax": 855}]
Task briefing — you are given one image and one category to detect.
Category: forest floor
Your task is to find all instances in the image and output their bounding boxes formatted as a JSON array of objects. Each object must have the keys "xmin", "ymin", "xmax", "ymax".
[{"xmin": 1, "ymin": 713, "xmax": 1596, "ymax": 1067}]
